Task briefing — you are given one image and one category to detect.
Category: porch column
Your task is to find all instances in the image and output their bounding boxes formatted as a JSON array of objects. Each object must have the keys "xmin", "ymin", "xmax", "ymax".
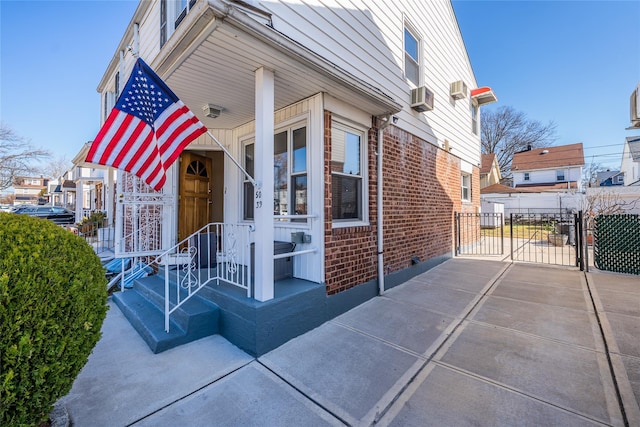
[
  {"xmin": 253, "ymin": 67, "xmax": 275, "ymax": 302},
  {"xmin": 75, "ymin": 180, "xmax": 84, "ymax": 224},
  {"xmin": 105, "ymin": 168, "xmax": 115, "ymax": 226}
]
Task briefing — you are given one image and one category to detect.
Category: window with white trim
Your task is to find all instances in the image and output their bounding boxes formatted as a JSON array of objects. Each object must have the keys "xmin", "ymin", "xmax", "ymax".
[
  {"xmin": 404, "ymin": 24, "xmax": 420, "ymax": 86},
  {"xmin": 160, "ymin": 0, "xmax": 197, "ymax": 48},
  {"xmin": 331, "ymin": 121, "xmax": 367, "ymax": 223},
  {"xmin": 471, "ymin": 102, "xmax": 479, "ymax": 135},
  {"xmin": 461, "ymin": 173, "xmax": 471, "ymax": 202},
  {"xmin": 524, "ymin": 172, "xmax": 530, "ymax": 181},
  {"xmin": 556, "ymin": 170, "xmax": 565, "ymax": 181},
  {"xmin": 243, "ymin": 124, "xmax": 308, "ymax": 221}
]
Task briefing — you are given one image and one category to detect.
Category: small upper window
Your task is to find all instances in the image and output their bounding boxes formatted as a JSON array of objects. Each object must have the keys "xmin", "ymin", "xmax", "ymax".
[
  {"xmin": 523, "ymin": 172, "xmax": 530, "ymax": 181},
  {"xmin": 461, "ymin": 173, "xmax": 471, "ymax": 202},
  {"xmin": 404, "ymin": 26, "xmax": 420, "ymax": 86},
  {"xmin": 556, "ymin": 170, "xmax": 565, "ymax": 181},
  {"xmin": 160, "ymin": 0, "xmax": 197, "ymax": 48},
  {"xmin": 471, "ymin": 102, "xmax": 479, "ymax": 135}
]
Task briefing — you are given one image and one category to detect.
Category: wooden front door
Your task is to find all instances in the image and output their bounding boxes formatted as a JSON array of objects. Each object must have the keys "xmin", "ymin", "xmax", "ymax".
[{"xmin": 179, "ymin": 153, "xmax": 212, "ymax": 241}]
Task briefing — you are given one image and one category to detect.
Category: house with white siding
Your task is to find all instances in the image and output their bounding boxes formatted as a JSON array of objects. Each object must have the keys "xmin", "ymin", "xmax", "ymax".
[
  {"xmin": 621, "ymin": 136, "xmax": 640, "ymax": 186},
  {"xmin": 93, "ymin": 0, "xmax": 496, "ymax": 355},
  {"xmin": 482, "ymin": 143, "xmax": 585, "ymax": 215},
  {"xmin": 511, "ymin": 143, "xmax": 585, "ymax": 192}
]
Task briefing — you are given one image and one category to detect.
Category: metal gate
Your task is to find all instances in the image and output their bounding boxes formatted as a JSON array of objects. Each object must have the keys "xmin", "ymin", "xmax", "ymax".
[
  {"xmin": 455, "ymin": 211, "xmax": 585, "ymax": 269},
  {"xmin": 114, "ymin": 172, "xmax": 174, "ymax": 257},
  {"xmin": 455, "ymin": 213, "xmax": 505, "ymax": 256}
]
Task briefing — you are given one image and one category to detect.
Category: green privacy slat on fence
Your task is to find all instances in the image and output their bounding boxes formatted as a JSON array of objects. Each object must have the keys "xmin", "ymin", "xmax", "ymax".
[{"xmin": 594, "ymin": 214, "xmax": 640, "ymax": 275}]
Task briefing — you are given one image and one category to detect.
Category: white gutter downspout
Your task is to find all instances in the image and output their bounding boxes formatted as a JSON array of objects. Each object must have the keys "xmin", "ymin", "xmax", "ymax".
[{"xmin": 377, "ymin": 114, "xmax": 391, "ymax": 295}]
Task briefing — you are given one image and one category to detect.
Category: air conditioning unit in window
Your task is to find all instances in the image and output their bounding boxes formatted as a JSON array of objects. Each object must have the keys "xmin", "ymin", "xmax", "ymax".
[
  {"xmin": 631, "ymin": 86, "xmax": 640, "ymax": 128},
  {"xmin": 450, "ymin": 80, "xmax": 468, "ymax": 100},
  {"xmin": 411, "ymin": 86, "xmax": 434, "ymax": 112}
]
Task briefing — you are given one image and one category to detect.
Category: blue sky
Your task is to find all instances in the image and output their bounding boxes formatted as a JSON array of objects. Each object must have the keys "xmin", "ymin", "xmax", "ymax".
[
  {"xmin": 453, "ymin": 0, "xmax": 640, "ymax": 170},
  {"xmin": 0, "ymin": 0, "xmax": 138, "ymax": 164},
  {"xmin": 1, "ymin": 0, "xmax": 639, "ymax": 172}
]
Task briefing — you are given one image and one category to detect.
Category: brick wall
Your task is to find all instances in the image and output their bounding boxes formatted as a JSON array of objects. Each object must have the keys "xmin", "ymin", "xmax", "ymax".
[{"xmin": 324, "ymin": 112, "xmax": 479, "ymax": 295}]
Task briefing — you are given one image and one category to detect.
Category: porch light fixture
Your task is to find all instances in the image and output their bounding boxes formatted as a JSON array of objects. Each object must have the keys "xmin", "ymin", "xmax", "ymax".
[{"xmin": 202, "ymin": 104, "xmax": 224, "ymax": 118}]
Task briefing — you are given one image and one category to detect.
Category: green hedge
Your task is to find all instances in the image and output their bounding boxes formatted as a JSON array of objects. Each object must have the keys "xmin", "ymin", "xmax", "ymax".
[{"xmin": 0, "ymin": 213, "xmax": 108, "ymax": 425}]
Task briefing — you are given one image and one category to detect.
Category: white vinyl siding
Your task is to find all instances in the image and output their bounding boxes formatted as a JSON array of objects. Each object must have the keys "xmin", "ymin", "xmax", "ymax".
[
  {"xmin": 513, "ymin": 167, "xmax": 583, "ymax": 187},
  {"xmin": 262, "ymin": 0, "xmax": 481, "ymax": 166}
]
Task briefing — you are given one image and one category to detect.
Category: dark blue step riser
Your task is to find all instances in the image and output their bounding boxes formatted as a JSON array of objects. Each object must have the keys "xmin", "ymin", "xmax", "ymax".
[
  {"xmin": 131, "ymin": 276, "xmax": 218, "ymax": 333},
  {"xmin": 113, "ymin": 281, "xmax": 220, "ymax": 354},
  {"xmin": 113, "ymin": 291, "xmax": 186, "ymax": 353}
]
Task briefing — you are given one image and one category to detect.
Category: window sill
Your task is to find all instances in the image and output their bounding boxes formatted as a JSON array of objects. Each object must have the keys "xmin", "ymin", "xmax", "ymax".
[{"xmin": 332, "ymin": 220, "xmax": 370, "ymax": 229}]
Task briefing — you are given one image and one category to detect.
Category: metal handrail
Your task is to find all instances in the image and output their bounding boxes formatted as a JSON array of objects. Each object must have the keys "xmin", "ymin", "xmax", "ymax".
[{"xmin": 154, "ymin": 223, "xmax": 253, "ymax": 332}]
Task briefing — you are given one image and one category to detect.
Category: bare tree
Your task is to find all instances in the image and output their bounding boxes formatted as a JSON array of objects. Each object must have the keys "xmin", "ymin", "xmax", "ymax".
[
  {"xmin": 481, "ymin": 106, "xmax": 558, "ymax": 178},
  {"xmin": 583, "ymin": 162, "xmax": 607, "ymax": 188},
  {"xmin": 0, "ymin": 123, "xmax": 50, "ymax": 191},
  {"xmin": 583, "ymin": 191, "xmax": 640, "ymax": 217},
  {"xmin": 41, "ymin": 155, "xmax": 72, "ymax": 181}
]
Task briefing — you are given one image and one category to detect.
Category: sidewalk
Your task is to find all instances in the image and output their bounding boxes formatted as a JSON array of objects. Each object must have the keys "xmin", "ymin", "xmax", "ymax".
[{"xmin": 58, "ymin": 258, "xmax": 640, "ymax": 426}]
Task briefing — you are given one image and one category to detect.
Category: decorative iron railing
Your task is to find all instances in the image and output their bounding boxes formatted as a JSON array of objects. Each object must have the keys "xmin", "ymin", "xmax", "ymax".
[{"xmin": 155, "ymin": 223, "xmax": 253, "ymax": 332}]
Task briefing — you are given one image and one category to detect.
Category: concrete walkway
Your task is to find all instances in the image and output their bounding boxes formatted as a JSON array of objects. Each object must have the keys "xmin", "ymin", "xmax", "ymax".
[{"xmin": 58, "ymin": 259, "xmax": 640, "ymax": 426}]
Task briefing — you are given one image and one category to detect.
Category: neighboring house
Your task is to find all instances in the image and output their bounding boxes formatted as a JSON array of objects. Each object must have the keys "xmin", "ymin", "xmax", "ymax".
[
  {"xmin": 92, "ymin": 0, "xmax": 496, "ymax": 354},
  {"xmin": 482, "ymin": 143, "xmax": 585, "ymax": 214},
  {"xmin": 596, "ymin": 170, "xmax": 625, "ymax": 187},
  {"xmin": 70, "ymin": 143, "xmax": 117, "ymax": 224},
  {"xmin": 480, "ymin": 153, "xmax": 501, "ymax": 188},
  {"xmin": 12, "ymin": 176, "xmax": 49, "ymax": 205},
  {"xmin": 621, "ymin": 136, "xmax": 640, "ymax": 186},
  {"xmin": 480, "ymin": 183, "xmax": 583, "ymax": 216},
  {"xmin": 511, "ymin": 143, "xmax": 585, "ymax": 192}
]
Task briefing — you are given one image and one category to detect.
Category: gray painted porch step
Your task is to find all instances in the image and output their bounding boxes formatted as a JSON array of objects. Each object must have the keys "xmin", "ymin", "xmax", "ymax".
[{"xmin": 112, "ymin": 275, "xmax": 220, "ymax": 354}]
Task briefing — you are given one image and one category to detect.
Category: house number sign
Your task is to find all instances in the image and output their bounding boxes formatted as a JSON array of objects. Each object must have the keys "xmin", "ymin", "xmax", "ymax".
[{"xmin": 255, "ymin": 189, "xmax": 263, "ymax": 209}]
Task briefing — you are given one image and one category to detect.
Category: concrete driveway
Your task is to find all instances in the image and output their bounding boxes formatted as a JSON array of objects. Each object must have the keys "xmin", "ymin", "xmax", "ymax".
[{"xmin": 58, "ymin": 258, "xmax": 639, "ymax": 426}]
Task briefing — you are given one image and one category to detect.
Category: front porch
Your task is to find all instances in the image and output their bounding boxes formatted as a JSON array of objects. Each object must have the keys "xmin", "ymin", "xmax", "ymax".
[{"xmin": 112, "ymin": 272, "xmax": 326, "ymax": 356}]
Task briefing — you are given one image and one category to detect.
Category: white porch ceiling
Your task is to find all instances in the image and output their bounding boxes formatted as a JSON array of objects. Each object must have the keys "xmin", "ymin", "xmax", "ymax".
[{"xmin": 156, "ymin": 5, "xmax": 400, "ymax": 131}]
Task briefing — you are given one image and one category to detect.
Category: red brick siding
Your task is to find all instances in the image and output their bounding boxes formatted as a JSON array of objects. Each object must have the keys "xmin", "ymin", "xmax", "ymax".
[{"xmin": 324, "ymin": 112, "xmax": 480, "ymax": 295}]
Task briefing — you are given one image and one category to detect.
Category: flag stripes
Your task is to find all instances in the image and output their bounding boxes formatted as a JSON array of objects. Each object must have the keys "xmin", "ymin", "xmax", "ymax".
[{"xmin": 86, "ymin": 58, "xmax": 206, "ymax": 191}]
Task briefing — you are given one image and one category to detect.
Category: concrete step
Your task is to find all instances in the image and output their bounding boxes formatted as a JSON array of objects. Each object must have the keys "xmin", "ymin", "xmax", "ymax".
[{"xmin": 112, "ymin": 275, "xmax": 220, "ymax": 354}]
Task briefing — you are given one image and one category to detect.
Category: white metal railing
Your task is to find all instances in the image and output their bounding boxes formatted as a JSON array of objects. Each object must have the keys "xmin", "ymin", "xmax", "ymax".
[
  {"xmin": 155, "ymin": 223, "xmax": 253, "ymax": 332},
  {"xmin": 117, "ymin": 218, "xmax": 163, "ymax": 257}
]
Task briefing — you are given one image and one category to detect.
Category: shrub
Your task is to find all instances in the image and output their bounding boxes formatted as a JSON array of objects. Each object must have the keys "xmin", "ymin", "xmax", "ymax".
[{"xmin": 0, "ymin": 213, "xmax": 108, "ymax": 425}]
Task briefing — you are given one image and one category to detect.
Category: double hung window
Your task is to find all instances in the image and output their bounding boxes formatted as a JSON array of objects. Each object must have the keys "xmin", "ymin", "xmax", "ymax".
[
  {"xmin": 461, "ymin": 173, "xmax": 471, "ymax": 202},
  {"xmin": 404, "ymin": 26, "xmax": 420, "ymax": 86},
  {"xmin": 243, "ymin": 124, "xmax": 308, "ymax": 221},
  {"xmin": 160, "ymin": 0, "xmax": 197, "ymax": 48},
  {"xmin": 331, "ymin": 122, "xmax": 367, "ymax": 223}
]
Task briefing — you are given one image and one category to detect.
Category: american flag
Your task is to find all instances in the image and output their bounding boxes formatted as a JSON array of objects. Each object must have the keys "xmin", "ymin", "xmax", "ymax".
[{"xmin": 86, "ymin": 58, "xmax": 207, "ymax": 190}]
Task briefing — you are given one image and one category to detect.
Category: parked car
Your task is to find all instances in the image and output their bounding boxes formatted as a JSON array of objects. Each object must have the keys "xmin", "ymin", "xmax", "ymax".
[
  {"xmin": 13, "ymin": 205, "xmax": 75, "ymax": 225},
  {"xmin": 0, "ymin": 205, "xmax": 14, "ymax": 212}
]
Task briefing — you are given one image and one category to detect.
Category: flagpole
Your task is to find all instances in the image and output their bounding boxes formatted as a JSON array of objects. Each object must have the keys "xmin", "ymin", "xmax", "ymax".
[{"xmin": 206, "ymin": 130, "xmax": 257, "ymax": 187}]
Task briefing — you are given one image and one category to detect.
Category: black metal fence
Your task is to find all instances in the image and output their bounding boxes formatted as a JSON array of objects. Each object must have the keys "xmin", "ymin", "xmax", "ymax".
[
  {"xmin": 455, "ymin": 211, "xmax": 584, "ymax": 269},
  {"xmin": 455, "ymin": 213, "xmax": 504, "ymax": 256},
  {"xmin": 508, "ymin": 211, "xmax": 583, "ymax": 268}
]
